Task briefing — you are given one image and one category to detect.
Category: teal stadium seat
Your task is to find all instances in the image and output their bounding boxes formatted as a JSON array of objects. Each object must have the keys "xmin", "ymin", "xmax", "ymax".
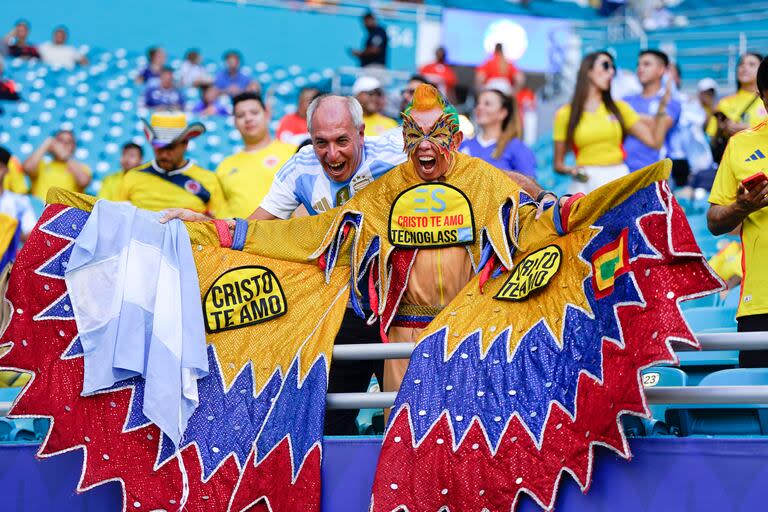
[
  {"xmin": 0, "ymin": 418, "xmax": 13, "ymax": 442},
  {"xmin": 667, "ymin": 368, "xmax": 768, "ymax": 436},
  {"xmin": 676, "ymin": 307, "xmax": 739, "ymax": 383}
]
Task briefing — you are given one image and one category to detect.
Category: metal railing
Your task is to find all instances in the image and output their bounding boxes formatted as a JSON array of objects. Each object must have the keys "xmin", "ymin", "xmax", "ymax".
[
  {"xmin": 326, "ymin": 332, "xmax": 768, "ymax": 409},
  {"xmin": 4, "ymin": 332, "xmax": 768, "ymax": 416}
]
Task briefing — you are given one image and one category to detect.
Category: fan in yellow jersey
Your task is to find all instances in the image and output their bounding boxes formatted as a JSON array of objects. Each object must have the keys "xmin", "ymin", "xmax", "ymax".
[
  {"xmin": 22, "ymin": 129, "xmax": 92, "ymax": 201},
  {"xmin": 553, "ymin": 51, "xmax": 671, "ymax": 194},
  {"xmin": 3, "ymin": 156, "xmax": 29, "ymax": 194},
  {"xmin": 216, "ymin": 92, "xmax": 295, "ymax": 218},
  {"xmin": 707, "ymin": 52, "xmax": 768, "ymax": 137},
  {"xmin": 708, "ymin": 56, "xmax": 768, "ymax": 368},
  {"xmin": 353, "ymin": 76, "xmax": 398, "ymax": 136},
  {"xmin": 117, "ymin": 112, "xmax": 226, "ymax": 216},
  {"xmin": 97, "ymin": 142, "xmax": 144, "ymax": 201}
]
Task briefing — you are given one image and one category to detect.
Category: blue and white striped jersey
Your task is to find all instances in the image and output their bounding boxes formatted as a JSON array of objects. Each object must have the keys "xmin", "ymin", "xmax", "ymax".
[{"xmin": 260, "ymin": 130, "xmax": 406, "ymax": 219}]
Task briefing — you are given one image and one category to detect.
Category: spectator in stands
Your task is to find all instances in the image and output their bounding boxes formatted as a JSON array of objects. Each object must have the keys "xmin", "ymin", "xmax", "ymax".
[
  {"xmin": 475, "ymin": 43, "xmax": 524, "ymax": 96},
  {"xmin": 672, "ymin": 78, "xmax": 717, "ymax": 192},
  {"xmin": 419, "ymin": 47, "xmax": 457, "ymax": 103},
  {"xmin": 707, "ymin": 56, "xmax": 768, "ymax": 367},
  {"xmin": 214, "ymin": 50, "xmax": 253, "ymax": 97},
  {"xmin": 460, "ymin": 89, "xmax": 536, "ymax": 178},
  {"xmin": 136, "ymin": 46, "xmax": 167, "ymax": 86},
  {"xmin": 118, "ymin": 112, "xmax": 225, "ymax": 215},
  {"xmin": 0, "ymin": 147, "xmax": 36, "ymax": 240},
  {"xmin": 708, "ymin": 52, "xmax": 767, "ymax": 138},
  {"xmin": 22, "ymin": 130, "xmax": 91, "ymax": 201},
  {"xmin": 353, "ymin": 76, "xmax": 398, "ymax": 136},
  {"xmin": 707, "ymin": 235, "xmax": 743, "ymax": 301},
  {"xmin": 179, "ymin": 49, "xmax": 211, "ymax": 88},
  {"xmin": 0, "ymin": 56, "xmax": 20, "ymax": 101},
  {"xmin": 38, "ymin": 26, "xmax": 87, "ymax": 69},
  {"xmin": 276, "ymin": 87, "xmax": 320, "ymax": 145},
  {"xmin": 191, "ymin": 84, "xmax": 228, "ymax": 116},
  {"xmin": 553, "ymin": 51, "xmax": 670, "ymax": 194},
  {"xmin": 2, "ymin": 153, "xmax": 29, "ymax": 194},
  {"xmin": 350, "ymin": 12, "xmax": 388, "ymax": 68},
  {"xmin": 4, "ymin": 20, "xmax": 39, "ymax": 60},
  {"xmin": 216, "ymin": 92, "xmax": 295, "ymax": 218},
  {"xmin": 98, "ymin": 142, "xmax": 144, "ymax": 201},
  {"xmin": 145, "ymin": 67, "xmax": 184, "ymax": 110},
  {"xmin": 400, "ymin": 74, "xmax": 433, "ymax": 113},
  {"xmin": 622, "ymin": 49, "xmax": 680, "ymax": 172}
]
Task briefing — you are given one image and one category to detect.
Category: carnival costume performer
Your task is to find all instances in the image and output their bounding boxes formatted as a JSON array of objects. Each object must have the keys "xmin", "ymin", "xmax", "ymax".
[{"xmin": 1, "ymin": 84, "xmax": 722, "ymax": 511}]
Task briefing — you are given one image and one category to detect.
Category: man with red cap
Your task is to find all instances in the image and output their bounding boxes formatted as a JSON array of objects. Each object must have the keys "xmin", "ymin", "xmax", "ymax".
[{"xmin": 118, "ymin": 112, "xmax": 227, "ymax": 216}]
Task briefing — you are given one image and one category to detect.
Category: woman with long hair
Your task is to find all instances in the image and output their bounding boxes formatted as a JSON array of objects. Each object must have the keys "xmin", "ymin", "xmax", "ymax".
[
  {"xmin": 553, "ymin": 51, "xmax": 670, "ymax": 193},
  {"xmin": 460, "ymin": 89, "xmax": 536, "ymax": 178},
  {"xmin": 708, "ymin": 52, "xmax": 767, "ymax": 139}
]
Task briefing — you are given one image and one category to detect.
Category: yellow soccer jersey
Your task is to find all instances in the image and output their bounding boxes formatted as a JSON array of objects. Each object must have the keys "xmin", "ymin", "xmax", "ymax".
[
  {"xmin": 31, "ymin": 160, "xmax": 92, "ymax": 201},
  {"xmin": 363, "ymin": 113, "xmax": 398, "ymax": 137},
  {"xmin": 118, "ymin": 161, "xmax": 227, "ymax": 216},
  {"xmin": 707, "ymin": 241, "xmax": 743, "ymax": 282},
  {"xmin": 216, "ymin": 141, "xmax": 295, "ymax": 218},
  {"xmin": 707, "ymin": 89, "xmax": 768, "ymax": 136},
  {"xmin": 97, "ymin": 171, "xmax": 125, "ymax": 202},
  {"xmin": 553, "ymin": 101, "xmax": 640, "ymax": 167},
  {"xmin": 3, "ymin": 157, "xmax": 29, "ymax": 194},
  {"xmin": 709, "ymin": 120, "xmax": 768, "ymax": 317}
]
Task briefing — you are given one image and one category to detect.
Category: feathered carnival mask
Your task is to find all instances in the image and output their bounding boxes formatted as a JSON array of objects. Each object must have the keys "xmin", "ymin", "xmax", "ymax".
[{"xmin": 401, "ymin": 84, "xmax": 460, "ymax": 159}]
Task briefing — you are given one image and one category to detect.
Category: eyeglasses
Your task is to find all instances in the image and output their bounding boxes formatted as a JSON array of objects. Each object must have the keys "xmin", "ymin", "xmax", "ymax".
[{"xmin": 600, "ymin": 60, "xmax": 615, "ymax": 71}]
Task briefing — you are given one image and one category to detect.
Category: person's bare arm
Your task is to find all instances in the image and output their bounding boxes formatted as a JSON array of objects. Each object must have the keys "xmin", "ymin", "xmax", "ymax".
[
  {"xmin": 627, "ymin": 113, "xmax": 672, "ymax": 149},
  {"xmin": 67, "ymin": 160, "xmax": 91, "ymax": 188},
  {"xmin": 247, "ymin": 207, "xmax": 279, "ymax": 221},
  {"xmin": 22, "ymin": 138, "xmax": 51, "ymax": 177},
  {"xmin": 627, "ymin": 83, "xmax": 673, "ymax": 149},
  {"xmin": 507, "ymin": 171, "xmax": 541, "ymax": 198},
  {"xmin": 553, "ymin": 140, "xmax": 584, "ymax": 178},
  {"xmin": 707, "ymin": 181, "xmax": 768, "ymax": 235},
  {"xmin": 159, "ymin": 205, "xmax": 281, "ymax": 224}
]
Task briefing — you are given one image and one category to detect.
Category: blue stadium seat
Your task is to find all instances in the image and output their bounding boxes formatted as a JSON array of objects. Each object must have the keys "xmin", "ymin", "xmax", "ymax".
[
  {"xmin": 667, "ymin": 368, "xmax": 768, "ymax": 436},
  {"xmin": 33, "ymin": 418, "xmax": 50, "ymax": 439},
  {"xmin": 680, "ymin": 293, "xmax": 718, "ymax": 311},
  {"xmin": 0, "ymin": 418, "xmax": 13, "ymax": 442},
  {"xmin": 0, "ymin": 387, "xmax": 22, "ymax": 403},
  {"xmin": 722, "ymin": 286, "xmax": 741, "ymax": 310},
  {"xmin": 683, "ymin": 306, "xmax": 737, "ymax": 332},
  {"xmin": 642, "ymin": 367, "xmax": 688, "ymax": 422}
]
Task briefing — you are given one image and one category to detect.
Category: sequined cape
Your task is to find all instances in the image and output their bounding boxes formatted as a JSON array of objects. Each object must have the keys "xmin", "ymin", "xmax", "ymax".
[{"xmin": 2, "ymin": 158, "xmax": 724, "ymax": 512}]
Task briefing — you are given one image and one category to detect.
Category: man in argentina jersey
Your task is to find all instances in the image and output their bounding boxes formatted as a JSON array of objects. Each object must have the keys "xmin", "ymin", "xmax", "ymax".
[{"xmin": 251, "ymin": 94, "xmax": 406, "ymax": 220}]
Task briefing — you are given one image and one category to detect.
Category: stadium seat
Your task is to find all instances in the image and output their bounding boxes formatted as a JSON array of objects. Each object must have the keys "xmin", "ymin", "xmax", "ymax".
[
  {"xmin": 642, "ymin": 367, "xmax": 688, "ymax": 422},
  {"xmin": 666, "ymin": 368, "xmax": 768, "ymax": 436},
  {"xmin": 680, "ymin": 293, "xmax": 718, "ymax": 310},
  {"xmin": 683, "ymin": 306, "xmax": 737, "ymax": 332},
  {"xmin": 0, "ymin": 387, "xmax": 22, "ymax": 403},
  {"xmin": 0, "ymin": 418, "xmax": 13, "ymax": 442},
  {"xmin": 722, "ymin": 286, "xmax": 741, "ymax": 309}
]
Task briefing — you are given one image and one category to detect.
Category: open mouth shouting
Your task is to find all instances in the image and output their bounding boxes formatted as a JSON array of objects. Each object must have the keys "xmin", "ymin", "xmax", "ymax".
[
  {"xmin": 325, "ymin": 160, "xmax": 347, "ymax": 179},
  {"xmin": 418, "ymin": 156, "xmax": 437, "ymax": 171}
]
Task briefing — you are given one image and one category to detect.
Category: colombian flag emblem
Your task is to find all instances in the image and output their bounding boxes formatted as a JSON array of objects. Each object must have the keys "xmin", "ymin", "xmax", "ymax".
[{"xmin": 591, "ymin": 227, "xmax": 630, "ymax": 298}]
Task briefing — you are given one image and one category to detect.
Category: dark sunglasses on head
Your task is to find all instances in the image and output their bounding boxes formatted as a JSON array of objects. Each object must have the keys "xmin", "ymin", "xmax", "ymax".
[
  {"xmin": 403, "ymin": 88, "xmax": 417, "ymax": 96},
  {"xmin": 600, "ymin": 60, "xmax": 615, "ymax": 71}
]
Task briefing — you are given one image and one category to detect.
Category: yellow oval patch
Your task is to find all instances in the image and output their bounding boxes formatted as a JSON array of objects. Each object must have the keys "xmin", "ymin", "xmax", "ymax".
[
  {"xmin": 494, "ymin": 245, "xmax": 562, "ymax": 301},
  {"xmin": 203, "ymin": 266, "xmax": 287, "ymax": 333},
  {"xmin": 388, "ymin": 183, "xmax": 475, "ymax": 248}
]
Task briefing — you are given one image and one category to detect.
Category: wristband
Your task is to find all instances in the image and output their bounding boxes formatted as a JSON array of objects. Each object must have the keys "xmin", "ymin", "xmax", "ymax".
[
  {"xmin": 536, "ymin": 190, "xmax": 555, "ymax": 203},
  {"xmin": 231, "ymin": 218, "xmax": 249, "ymax": 251}
]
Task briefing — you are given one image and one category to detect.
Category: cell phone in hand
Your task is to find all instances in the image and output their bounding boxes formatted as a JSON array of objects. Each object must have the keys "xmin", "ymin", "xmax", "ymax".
[{"xmin": 742, "ymin": 172, "xmax": 768, "ymax": 191}]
